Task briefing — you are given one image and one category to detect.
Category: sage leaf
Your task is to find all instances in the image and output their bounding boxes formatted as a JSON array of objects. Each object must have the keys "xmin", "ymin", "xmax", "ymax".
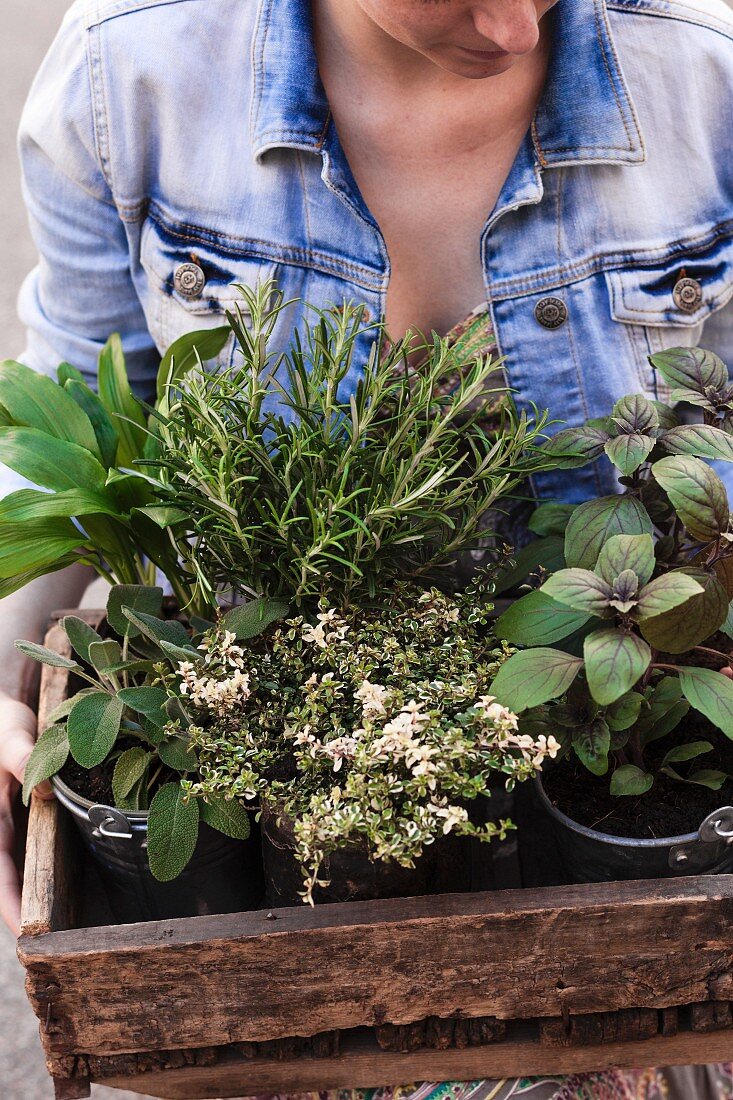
[
  {"xmin": 88, "ymin": 640, "xmax": 124, "ymax": 674},
  {"xmin": 583, "ymin": 629, "xmax": 651, "ymax": 706},
  {"xmin": 67, "ymin": 692, "xmax": 124, "ymax": 768},
  {"xmin": 106, "ymin": 585, "xmax": 164, "ymax": 638},
  {"xmin": 678, "ymin": 666, "xmax": 733, "ymax": 738},
  {"xmin": 61, "ymin": 616, "xmax": 104, "ymax": 664},
  {"xmin": 610, "ymin": 764, "xmax": 654, "ymax": 797},
  {"xmin": 490, "ymin": 649, "xmax": 583, "ymax": 712},
  {"xmin": 118, "ymin": 686, "xmax": 170, "ymax": 728},
  {"xmin": 158, "ymin": 736, "xmax": 198, "ymax": 772},
  {"xmin": 200, "ymin": 795, "xmax": 252, "ymax": 840},
  {"xmin": 147, "ymin": 782, "xmax": 200, "ymax": 881},
  {"xmin": 14, "ymin": 641, "xmax": 81, "ymax": 671},
  {"xmin": 22, "ymin": 725, "xmax": 69, "ymax": 805},
  {"xmin": 122, "ymin": 608, "xmax": 191, "ymax": 650},
  {"xmin": 223, "ymin": 597, "xmax": 291, "ymax": 641},
  {"xmin": 112, "ymin": 748, "xmax": 152, "ymax": 807}
]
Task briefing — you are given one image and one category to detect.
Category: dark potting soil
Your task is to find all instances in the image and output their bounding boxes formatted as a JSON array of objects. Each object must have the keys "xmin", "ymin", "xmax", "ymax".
[
  {"xmin": 58, "ymin": 756, "xmax": 115, "ymax": 805},
  {"xmin": 544, "ymin": 708, "xmax": 733, "ymax": 839}
]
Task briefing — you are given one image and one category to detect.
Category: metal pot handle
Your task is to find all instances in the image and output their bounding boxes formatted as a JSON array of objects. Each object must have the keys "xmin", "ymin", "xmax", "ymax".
[
  {"xmin": 668, "ymin": 806, "xmax": 733, "ymax": 869},
  {"xmin": 88, "ymin": 805, "xmax": 134, "ymax": 840}
]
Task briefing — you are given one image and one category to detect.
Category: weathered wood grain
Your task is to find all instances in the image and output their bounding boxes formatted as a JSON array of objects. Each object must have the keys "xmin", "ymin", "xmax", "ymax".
[
  {"xmin": 92, "ymin": 1028, "xmax": 733, "ymax": 1099},
  {"xmin": 19, "ymin": 626, "xmax": 78, "ymax": 938},
  {"xmin": 18, "ymin": 874, "xmax": 733, "ymax": 1058}
]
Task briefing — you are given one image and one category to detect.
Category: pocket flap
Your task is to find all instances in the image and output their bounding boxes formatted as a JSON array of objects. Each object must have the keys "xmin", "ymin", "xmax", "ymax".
[{"xmin": 606, "ymin": 238, "xmax": 733, "ymax": 328}]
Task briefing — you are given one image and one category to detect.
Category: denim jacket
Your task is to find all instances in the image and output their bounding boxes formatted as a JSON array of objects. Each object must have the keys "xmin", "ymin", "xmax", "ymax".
[{"xmin": 14, "ymin": 0, "xmax": 733, "ymax": 502}]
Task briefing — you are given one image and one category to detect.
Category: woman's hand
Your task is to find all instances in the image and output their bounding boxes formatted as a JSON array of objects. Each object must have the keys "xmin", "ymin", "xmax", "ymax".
[{"xmin": 0, "ymin": 696, "xmax": 53, "ymax": 936}]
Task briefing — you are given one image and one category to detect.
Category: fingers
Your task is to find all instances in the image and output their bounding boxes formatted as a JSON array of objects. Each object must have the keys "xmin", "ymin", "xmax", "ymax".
[
  {"xmin": 0, "ymin": 790, "xmax": 21, "ymax": 937},
  {"xmin": 0, "ymin": 700, "xmax": 53, "ymax": 798}
]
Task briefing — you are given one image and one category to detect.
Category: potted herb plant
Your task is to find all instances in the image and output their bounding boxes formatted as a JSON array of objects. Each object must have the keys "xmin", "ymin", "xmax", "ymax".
[
  {"xmin": 19, "ymin": 584, "xmax": 268, "ymax": 922},
  {"xmin": 490, "ymin": 347, "xmax": 733, "ymax": 882}
]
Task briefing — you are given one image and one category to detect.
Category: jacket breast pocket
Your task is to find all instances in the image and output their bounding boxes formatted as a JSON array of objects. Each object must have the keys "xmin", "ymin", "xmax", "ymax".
[
  {"xmin": 604, "ymin": 237, "xmax": 733, "ymax": 399},
  {"xmin": 139, "ymin": 214, "xmax": 276, "ymax": 366}
]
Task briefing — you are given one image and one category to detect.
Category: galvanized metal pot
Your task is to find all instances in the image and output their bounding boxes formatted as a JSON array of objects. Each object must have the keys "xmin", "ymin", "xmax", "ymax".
[
  {"xmin": 54, "ymin": 777, "xmax": 264, "ymax": 922},
  {"xmin": 533, "ymin": 773, "xmax": 733, "ymax": 882}
]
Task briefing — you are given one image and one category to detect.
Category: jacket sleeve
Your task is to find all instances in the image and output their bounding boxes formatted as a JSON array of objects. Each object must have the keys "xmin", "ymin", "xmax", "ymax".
[{"xmin": 8, "ymin": 4, "xmax": 158, "ymax": 495}]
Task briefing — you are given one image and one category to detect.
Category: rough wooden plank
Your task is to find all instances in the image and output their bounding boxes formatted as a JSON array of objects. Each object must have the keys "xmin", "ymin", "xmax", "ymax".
[
  {"xmin": 690, "ymin": 1001, "xmax": 733, "ymax": 1032},
  {"xmin": 20, "ymin": 627, "xmax": 79, "ymax": 938},
  {"xmin": 18, "ymin": 876, "xmax": 733, "ymax": 1058},
  {"xmin": 92, "ymin": 1028, "xmax": 733, "ymax": 1099}
]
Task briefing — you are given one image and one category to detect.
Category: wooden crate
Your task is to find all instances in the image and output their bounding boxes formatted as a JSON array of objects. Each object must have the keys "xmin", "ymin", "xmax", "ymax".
[{"xmin": 17, "ymin": 621, "xmax": 733, "ymax": 1100}]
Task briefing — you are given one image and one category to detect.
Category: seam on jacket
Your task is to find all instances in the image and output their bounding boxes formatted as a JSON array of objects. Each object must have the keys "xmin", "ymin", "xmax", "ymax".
[
  {"xmin": 83, "ymin": 0, "xmax": 210, "ymax": 30},
  {"xmin": 607, "ymin": 1, "xmax": 733, "ymax": 39}
]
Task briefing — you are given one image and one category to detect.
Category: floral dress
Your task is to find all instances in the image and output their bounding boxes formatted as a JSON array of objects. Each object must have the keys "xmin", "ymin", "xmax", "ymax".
[{"xmin": 247, "ymin": 308, "xmax": 733, "ymax": 1100}]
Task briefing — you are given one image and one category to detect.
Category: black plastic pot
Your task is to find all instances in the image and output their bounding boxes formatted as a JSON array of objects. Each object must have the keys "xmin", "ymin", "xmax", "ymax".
[
  {"xmin": 261, "ymin": 803, "xmax": 472, "ymax": 906},
  {"xmin": 53, "ymin": 777, "xmax": 264, "ymax": 923},
  {"xmin": 533, "ymin": 773, "xmax": 733, "ymax": 883}
]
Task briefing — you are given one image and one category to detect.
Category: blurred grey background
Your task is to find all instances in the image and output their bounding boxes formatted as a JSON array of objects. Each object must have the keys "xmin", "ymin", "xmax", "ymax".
[{"xmin": 1, "ymin": 1, "xmax": 732, "ymax": 1099}]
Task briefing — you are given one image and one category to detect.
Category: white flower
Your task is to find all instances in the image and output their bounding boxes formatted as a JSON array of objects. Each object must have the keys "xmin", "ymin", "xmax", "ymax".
[
  {"xmin": 432, "ymin": 804, "xmax": 469, "ymax": 835},
  {"xmin": 355, "ymin": 680, "xmax": 389, "ymax": 717},
  {"xmin": 301, "ymin": 609, "xmax": 350, "ymax": 649}
]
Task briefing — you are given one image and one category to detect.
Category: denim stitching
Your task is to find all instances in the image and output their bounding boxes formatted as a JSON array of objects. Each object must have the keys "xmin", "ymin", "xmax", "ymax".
[
  {"xmin": 608, "ymin": 1, "xmax": 733, "ymax": 40},
  {"xmin": 249, "ymin": 0, "xmax": 269, "ymax": 152}
]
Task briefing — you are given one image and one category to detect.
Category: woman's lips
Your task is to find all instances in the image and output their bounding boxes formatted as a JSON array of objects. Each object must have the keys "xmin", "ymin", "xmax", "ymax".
[{"xmin": 457, "ymin": 45, "xmax": 510, "ymax": 60}]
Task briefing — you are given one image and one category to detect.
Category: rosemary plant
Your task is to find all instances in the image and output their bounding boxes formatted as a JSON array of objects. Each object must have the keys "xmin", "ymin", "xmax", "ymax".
[{"xmin": 151, "ymin": 283, "xmax": 551, "ymax": 608}]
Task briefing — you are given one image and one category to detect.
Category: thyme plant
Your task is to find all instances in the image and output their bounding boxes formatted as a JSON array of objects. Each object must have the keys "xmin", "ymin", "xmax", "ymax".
[{"xmin": 151, "ymin": 283, "xmax": 551, "ymax": 608}]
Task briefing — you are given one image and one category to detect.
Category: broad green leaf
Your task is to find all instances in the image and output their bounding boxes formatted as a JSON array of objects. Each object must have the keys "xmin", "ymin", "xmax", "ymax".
[
  {"xmin": 0, "ymin": 488, "xmax": 121, "ymax": 523},
  {"xmin": 98, "ymin": 334, "xmax": 147, "ymax": 467},
  {"xmin": 652, "ymin": 455, "xmax": 729, "ymax": 541},
  {"xmin": 159, "ymin": 639, "xmax": 200, "ymax": 664},
  {"xmin": 223, "ymin": 598, "xmax": 291, "ymax": 641},
  {"xmin": 61, "ymin": 616, "xmax": 104, "ymax": 664},
  {"xmin": 0, "ymin": 428, "xmax": 107, "ymax": 492},
  {"xmin": 14, "ymin": 640, "xmax": 80, "ymax": 671},
  {"xmin": 0, "ymin": 554, "xmax": 79, "ymax": 601},
  {"xmin": 147, "ymin": 782, "xmax": 200, "ymax": 881},
  {"xmin": 565, "ymin": 496, "xmax": 653, "ymax": 570},
  {"xmin": 490, "ymin": 649, "xmax": 583, "ymax": 712},
  {"xmin": 605, "ymin": 691, "xmax": 644, "ymax": 732},
  {"xmin": 67, "ymin": 692, "xmax": 124, "ymax": 768},
  {"xmin": 604, "ymin": 432, "xmax": 656, "ymax": 476},
  {"xmin": 660, "ymin": 424, "xmax": 733, "ymax": 463},
  {"xmin": 661, "ymin": 741, "xmax": 713, "ymax": 767},
  {"xmin": 527, "ymin": 503, "xmax": 576, "ymax": 538},
  {"xmin": 652, "ymin": 401, "xmax": 680, "ymax": 430},
  {"xmin": 610, "ymin": 764, "xmax": 654, "ymax": 797},
  {"xmin": 45, "ymin": 687, "xmax": 98, "ymax": 725},
  {"xmin": 678, "ymin": 666, "xmax": 733, "ymax": 737},
  {"xmin": 595, "ymin": 534, "xmax": 655, "ymax": 588},
  {"xmin": 200, "ymin": 796, "xmax": 252, "ymax": 840},
  {"xmin": 686, "ymin": 769, "xmax": 728, "ymax": 790},
  {"xmin": 106, "ymin": 585, "xmax": 163, "ymax": 637},
  {"xmin": 64, "ymin": 379, "xmax": 120, "ymax": 468},
  {"xmin": 572, "ymin": 717, "xmax": 610, "ymax": 776},
  {"xmin": 156, "ymin": 326, "xmax": 231, "ymax": 402},
  {"xmin": 633, "ymin": 572, "xmax": 704, "ymax": 621},
  {"xmin": 87, "ymin": 640, "xmax": 124, "ymax": 674},
  {"xmin": 132, "ymin": 504, "xmax": 189, "ymax": 529},
  {"xmin": 650, "ymin": 347, "xmax": 728, "ymax": 396},
  {"xmin": 611, "ymin": 393, "xmax": 659, "ymax": 434},
  {"xmin": 158, "ymin": 736, "xmax": 198, "ymax": 772},
  {"xmin": 492, "ymin": 536, "xmax": 566, "ymax": 596},
  {"xmin": 636, "ymin": 676, "xmax": 684, "ymax": 734},
  {"xmin": 122, "ymin": 609, "xmax": 192, "ymax": 650},
  {"xmin": 721, "ymin": 599, "xmax": 733, "ymax": 641},
  {"xmin": 165, "ymin": 696, "xmax": 193, "ymax": 727},
  {"xmin": 118, "ymin": 686, "xmax": 170, "ymax": 728},
  {"xmin": 495, "ymin": 589, "xmax": 591, "ymax": 646},
  {"xmin": 112, "ymin": 747, "xmax": 152, "ymax": 807},
  {"xmin": 0, "ymin": 360, "xmax": 100, "ymax": 457},
  {"xmin": 542, "ymin": 426, "xmax": 610, "ymax": 468},
  {"xmin": 639, "ymin": 569, "xmax": 728, "ymax": 652},
  {"xmin": 541, "ymin": 569, "xmax": 614, "ymax": 617},
  {"xmin": 57, "ymin": 362, "xmax": 84, "ymax": 387},
  {"xmin": 0, "ymin": 518, "xmax": 84, "ymax": 579},
  {"xmin": 583, "ymin": 629, "xmax": 651, "ymax": 706},
  {"xmin": 21, "ymin": 725, "xmax": 69, "ymax": 805}
]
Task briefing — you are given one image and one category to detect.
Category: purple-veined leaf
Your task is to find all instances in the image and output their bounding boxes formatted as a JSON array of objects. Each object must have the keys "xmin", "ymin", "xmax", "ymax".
[
  {"xmin": 496, "ymin": 589, "xmax": 591, "ymax": 646},
  {"xmin": 565, "ymin": 495, "xmax": 653, "ymax": 570},
  {"xmin": 678, "ymin": 666, "xmax": 733, "ymax": 738},
  {"xmin": 583, "ymin": 628, "xmax": 651, "ymax": 706},
  {"xmin": 490, "ymin": 649, "xmax": 584, "ymax": 713},
  {"xmin": 633, "ymin": 571, "xmax": 704, "ymax": 621},
  {"xmin": 541, "ymin": 569, "xmax": 614, "ymax": 617},
  {"xmin": 595, "ymin": 534, "xmax": 655, "ymax": 587},
  {"xmin": 639, "ymin": 568, "xmax": 728, "ymax": 652},
  {"xmin": 652, "ymin": 455, "xmax": 729, "ymax": 541}
]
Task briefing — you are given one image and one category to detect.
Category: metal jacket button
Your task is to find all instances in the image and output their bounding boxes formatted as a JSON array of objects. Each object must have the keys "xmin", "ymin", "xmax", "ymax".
[
  {"xmin": 535, "ymin": 297, "xmax": 568, "ymax": 330},
  {"xmin": 174, "ymin": 262, "xmax": 206, "ymax": 299},
  {"xmin": 673, "ymin": 276, "xmax": 703, "ymax": 314}
]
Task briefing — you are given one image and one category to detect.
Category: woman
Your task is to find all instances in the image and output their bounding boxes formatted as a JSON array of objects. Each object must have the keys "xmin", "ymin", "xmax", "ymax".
[{"xmin": 2, "ymin": 1, "xmax": 732, "ymax": 1096}]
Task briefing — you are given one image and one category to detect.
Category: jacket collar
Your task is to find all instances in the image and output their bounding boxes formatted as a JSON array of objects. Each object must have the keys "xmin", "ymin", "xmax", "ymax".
[{"xmin": 250, "ymin": 0, "xmax": 645, "ymax": 168}]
